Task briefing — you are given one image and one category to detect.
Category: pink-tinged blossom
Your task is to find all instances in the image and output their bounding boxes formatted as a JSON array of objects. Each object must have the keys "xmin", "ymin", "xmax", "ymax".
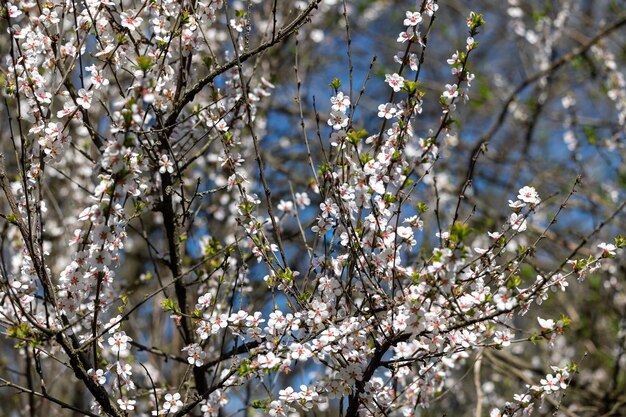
[
  {"xmin": 378, "ymin": 103, "xmax": 397, "ymax": 119},
  {"xmin": 117, "ymin": 398, "xmax": 136, "ymax": 411},
  {"xmin": 215, "ymin": 119, "xmax": 229, "ymax": 132},
  {"xmin": 490, "ymin": 409, "xmax": 503, "ymax": 417},
  {"xmin": 268, "ymin": 400, "xmax": 290, "ymax": 417},
  {"xmin": 76, "ymin": 89, "xmax": 93, "ymax": 109},
  {"xmin": 330, "ymin": 129, "xmax": 347, "ymax": 147},
  {"xmin": 442, "ymin": 83, "xmax": 459, "ymax": 101},
  {"xmin": 116, "ymin": 363, "xmax": 132, "ymax": 380},
  {"xmin": 162, "ymin": 393, "xmax": 183, "ymax": 413},
  {"xmin": 57, "ymin": 102, "xmax": 78, "ymax": 118},
  {"xmin": 295, "ymin": 192, "xmax": 310, "ymax": 208},
  {"xmin": 86, "ymin": 65, "xmax": 109, "ymax": 89},
  {"xmin": 403, "ymin": 11, "xmax": 422, "ymax": 27},
  {"xmin": 319, "ymin": 200, "xmax": 338, "ymax": 218},
  {"xmin": 245, "ymin": 311, "xmax": 265, "ymax": 328},
  {"xmin": 278, "ymin": 386, "xmax": 298, "ymax": 403},
  {"xmin": 517, "ymin": 186, "xmax": 541, "ymax": 205},
  {"xmin": 397, "ymin": 226, "xmax": 416, "ymax": 246},
  {"xmin": 182, "ymin": 343, "xmax": 206, "ymax": 367},
  {"xmin": 120, "ymin": 11, "xmax": 143, "ymax": 32},
  {"xmin": 494, "ymin": 289, "xmax": 516, "ymax": 311},
  {"xmin": 308, "ymin": 300, "xmax": 329, "ymax": 324},
  {"xmin": 328, "ymin": 111, "xmax": 348, "ymax": 130},
  {"xmin": 447, "ymin": 51, "xmax": 461, "ymax": 65},
  {"xmin": 196, "ymin": 320, "xmax": 212, "ymax": 340},
  {"xmin": 7, "ymin": 5, "xmax": 22, "ymax": 17},
  {"xmin": 460, "ymin": 329, "xmax": 477, "ymax": 347},
  {"xmin": 550, "ymin": 367, "xmax": 570, "ymax": 389},
  {"xmin": 508, "ymin": 199, "xmax": 526, "ymax": 209},
  {"xmin": 493, "ymin": 330, "xmax": 512, "ymax": 347},
  {"xmin": 298, "ymin": 384, "xmax": 319, "ymax": 410},
  {"xmin": 397, "ymin": 31, "xmax": 412, "ymax": 43},
  {"xmin": 89, "ymin": 250, "xmax": 112, "ymax": 270},
  {"xmin": 277, "ymin": 200, "xmax": 294, "ymax": 214},
  {"xmin": 540, "ymin": 374, "xmax": 560, "ymax": 392},
  {"xmin": 404, "ymin": 215, "xmax": 424, "ymax": 230},
  {"xmin": 87, "ymin": 368, "xmax": 106, "ymax": 385},
  {"xmin": 268, "ymin": 310, "xmax": 287, "ymax": 330},
  {"xmin": 195, "ymin": 292, "xmax": 213, "ymax": 310},
  {"xmin": 466, "ymin": 36, "xmax": 476, "ymax": 51},
  {"xmin": 394, "ymin": 52, "xmax": 419, "ymax": 71},
  {"xmin": 159, "ymin": 154, "xmax": 175, "ymax": 174},
  {"xmin": 537, "ymin": 317, "xmax": 555, "ymax": 330},
  {"xmin": 289, "ymin": 342, "xmax": 312, "ymax": 361},
  {"xmin": 257, "ymin": 352, "xmax": 281, "ymax": 369},
  {"xmin": 598, "ymin": 242, "xmax": 617, "ymax": 257},
  {"xmin": 106, "ymin": 316, "xmax": 123, "ymax": 334},
  {"xmin": 509, "ymin": 213, "xmax": 527, "ymax": 232},
  {"xmin": 407, "ymin": 52, "xmax": 419, "ymax": 71},
  {"xmin": 35, "ymin": 90, "xmax": 52, "ymax": 104},
  {"xmin": 424, "ymin": 0, "xmax": 439, "ymax": 16},
  {"xmin": 385, "ymin": 73, "xmax": 405, "ymax": 92},
  {"xmin": 331, "ymin": 91, "xmax": 350, "ymax": 113},
  {"xmin": 229, "ymin": 17, "xmax": 248, "ymax": 32},
  {"xmin": 108, "ymin": 331, "xmax": 132, "ymax": 354},
  {"xmin": 549, "ymin": 273, "xmax": 569, "ymax": 292}
]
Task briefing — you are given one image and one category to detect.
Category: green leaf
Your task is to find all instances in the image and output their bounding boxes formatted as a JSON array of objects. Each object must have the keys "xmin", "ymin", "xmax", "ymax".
[
  {"xmin": 135, "ymin": 55, "xmax": 154, "ymax": 73},
  {"xmin": 559, "ymin": 314, "xmax": 572, "ymax": 327},
  {"xmin": 402, "ymin": 80, "xmax": 419, "ymax": 94},
  {"xmin": 383, "ymin": 194, "xmax": 397, "ymax": 204},
  {"xmin": 347, "ymin": 129, "xmax": 368, "ymax": 145},
  {"xmin": 6, "ymin": 212, "xmax": 18, "ymax": 225},
  {"xmin": 329, "ymin": 78, "xmax": 342, "ymax": 92},
  {"xmin": 238, "ymin": 359, "xmax": 252, "ymax": 377},
  {"xmin": 118, "ymin": 294, "xmax": 129, "ymax": 312},
  {"xmin": 8, "ymin": 323, "xmax": 30, "ymax": 339},
  {"xmin": 180, "ymin": 10, "xmax": 190, "ymax": 24},
  {"xmin": 250, "ymin": 399, "xmax": 267, "ymax": 410},
  {"xmin": 317, "ymin": 162, "xmax": 330, "ymax": 176},
  {"xmin": 507, "ymin": 275, "xmax": 522, "ymax": 289},
  {"xmin": 468, "ymin": 11, "xmax": 486, "ymax": 35},
  {"xmin": 449, "ymin": 222, "xmax": 471, "ymax": 243},
  {"xmin": 583, "ymin": 126, "xmax": 597, "ymax": 144},
  {"xmin": 239, "ymin": 200, "xmax": 255, "ymax": 216},
  {"xmin": 161, "ymin": 298, "xmax": 180, "ymax": 313},
  {"xmin": 277, "ymin": 268, "xmax": 294, "ymax": 282}
]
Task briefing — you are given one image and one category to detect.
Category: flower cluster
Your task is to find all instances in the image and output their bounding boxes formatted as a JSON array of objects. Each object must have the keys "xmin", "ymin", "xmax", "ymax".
[{"xmin": 0, "ymin": 1, "xmax": 623, "ymax": 417}]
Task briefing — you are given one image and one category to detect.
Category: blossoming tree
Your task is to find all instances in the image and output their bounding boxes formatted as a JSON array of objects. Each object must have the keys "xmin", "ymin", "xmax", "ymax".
[{"xmin": 0, "ymin": 0, "xmax": 625, "ymax": 416}]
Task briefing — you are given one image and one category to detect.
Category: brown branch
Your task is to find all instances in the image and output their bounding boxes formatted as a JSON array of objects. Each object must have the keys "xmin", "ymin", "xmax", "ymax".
[
  {"xmin": 460, "ymin": 11, "xmax": 626, "ymax": 195},
  {"xmin": 346, "ymin": 333, "xmax": 410, "ymax": 417},
  {"xmin": 0, "ymin": 378, "xmax": 101, "ymax": 417},
  {"xmin": 163, "ymin": 0, "xmax": 323, "ymax": 131}
]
